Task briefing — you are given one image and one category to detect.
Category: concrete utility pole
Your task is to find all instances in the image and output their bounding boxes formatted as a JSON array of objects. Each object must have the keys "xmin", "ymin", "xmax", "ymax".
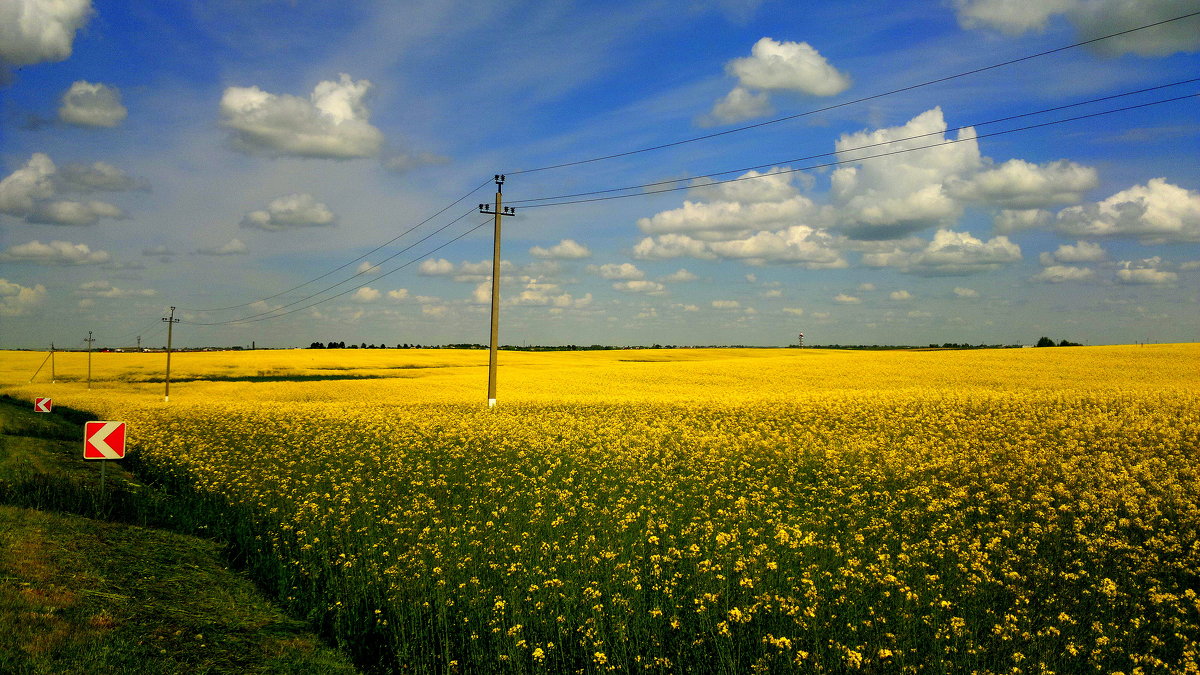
[
  {"xmin": 479, "ymin": 175, "xmax": 516, "ymax": 408},
  {"xmin": 85, "ymin": 331, "xmax": 95, "ymax": 389},
  {"xmin": 50, "ymin": 343, "xmax": 55, "ymax": 383},
  {"xmin": 163, "ymin": 306, "xmax": 180, "ymax": 402}
]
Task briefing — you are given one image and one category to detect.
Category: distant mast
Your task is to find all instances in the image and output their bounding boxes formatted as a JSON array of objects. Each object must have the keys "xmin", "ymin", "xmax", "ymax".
[{"xmin": 798, "ymin": 332, "xmax": 804, "ymax": 349}]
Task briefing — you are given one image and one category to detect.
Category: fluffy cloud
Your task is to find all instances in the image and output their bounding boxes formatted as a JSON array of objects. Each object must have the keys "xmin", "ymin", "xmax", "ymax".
[
  {"xmin": 1032, "ymin": 265, "xmax": 1095, "ymax": 283},
  {"xmin": 241, "ymin": 193, "xmax": 336, "ymax": 231},
  {"xmin": 706, "ymin": 225, "xmax": 845, "ymax": 266},
  {"xmin": 0, "ymin": 278, "xmax": 47, "ymax": 316},
  {"xmin": 949, "ymin": 159, "xmax": 1097, "ymax": 209},
  {"xmin": 195, "ymin": 238, "xmax": 248, "ymax": 256},
  {"xmin": 590, "ymin": 262, "xmax": 645, "ymax": 280},
  {"xmin": 706, "ymin": 37, "xmax": 850, "ymax": 125},
  {"xmin": 0, "ymin": 153, "xmax": 134, "ymax": 225},
  {"xmin": 728, "ymin": 37, "xmax": 851, "ymax": 95},
  {"xmin": 1055, "ymin": 178, "xmax": 1200, "ymax": 243},
  {"xmin": 0, "ymin": 239, "xmax": 110, "ymax": 265},
  {"xmin": 889, "ymin": 290, "xmax": 913, "ymax": 300},
  {"xmin": 712, "ymin": 300, "xmax": 741, "ymax": 309},
  {"xmin": 1039, "ymin": 241, "xmax": 1106, "ymax": 265},
  {"xmin": 530, "ymin": 239, "xmax": 591, "ymax": 259},
  {"xmin": 953, "ymin": 287, "xmax": 979, "ymax": 298},
  {"xmin": 834, "ymin": 293, "xmax": 861, "ymax": 304},
  {"xmin": 59, "ymin": 81, "xmax": 127, "ymax": 127},
  {"xmin": 387, "ymin": 288, "xmax": 409, "ymax": 300},
  {"xmin": 28, "ymin": 199, "xmax": 124, "ymax": 225},
  {"xmin": 58, "ymin": 161, "xmax": 145, "ymax": 192},
  {"xmin": 862, "ymin": 229, "xmax": 1021, "ymax": 276},
  {"xmin": 418, "ymin": 258, "xmax": 454, "ymax": 276},
  {"xmin": 832, "ymin": 108, "xmax": 982, "ymax": 239},
  {"xmin": 954, "ymin": 0, "xmax": 1200, "ymax": 56},
  {"xmin": 613, "ymin": 280, "xmax": 665, "ymax": 294},
  {"xmin": 1115, "ymin": 257, "xmax": 1177, "ymax": 285},
  {"xmin": 357, "ymin": 260, "xmax": 381, "ymax": 275},
  {"xmin": 993, "ymin": 209, "xmax": 1051, "ymax": 234},
  {"xmin": 219, "ymin": 73, "xmax": 384, "ymax": 159},
  {"xmin": 661, "ymin": 268, "xmax": 698, "ymax": 282},
  {"xmin": 705, "ymin": 86, "xmax": 772, "ymax": 126},
  {"xmin": 352, "ymin": 287, "xmax": 381, "ymax": 302},
  {"xmin": 638, "ymin": 193, "xmax": 814, "ymax": 240},
  {"xmin": 78, "ymin": 280, "xmax": 156, "ymax": 298},
  {"xmin": 633, "ymin": 233, "xmax": 716, "ymax": 260},
  {"xmin": 0, "ymin": 0, "xmax": 92, "ymax": 69}
]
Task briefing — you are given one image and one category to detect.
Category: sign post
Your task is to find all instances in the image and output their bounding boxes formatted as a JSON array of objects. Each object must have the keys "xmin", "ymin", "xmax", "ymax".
[{"xmin": 85, "ymin": 421, "xmax": 127, "ymax": 497}]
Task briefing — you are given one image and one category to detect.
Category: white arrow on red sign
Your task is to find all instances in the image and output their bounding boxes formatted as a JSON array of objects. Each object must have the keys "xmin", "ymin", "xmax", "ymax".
[
  {"xmin": 84, "ymin": 421, "xmax": 126, "ymax": 459},
  {"xmin": 34, "ymin": 397, "xmax": 52, "ymax": 413}
]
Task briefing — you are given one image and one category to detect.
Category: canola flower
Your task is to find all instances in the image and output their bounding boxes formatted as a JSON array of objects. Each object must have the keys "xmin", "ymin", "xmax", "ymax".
[{"xmin": 2, "ymin": 344, "xmax": 1198, "ymax": 673}]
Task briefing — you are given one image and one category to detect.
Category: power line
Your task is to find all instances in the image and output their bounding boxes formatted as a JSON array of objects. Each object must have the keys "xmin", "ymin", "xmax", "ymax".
[
  {"xmin": 503, "ymin": 11, "xmax": 1200, "ymax": 176},
  {"xmin": 184, "ymin": 216, "xmax": 495, "ymax": 326},
  {"xmin": 517, "ymin": 92, "xmax": 1198, "ymax": 210},
  {"xmin": 181, "ymin": 178, "xmax": 493, "ymax": 312},
  {"xmin": 509, "ymin": 78, "xmax": 1200, "ymax": 206},
  {"xmin": 183, "ymin": 208, "xmax": 478, "ymax": 325}
]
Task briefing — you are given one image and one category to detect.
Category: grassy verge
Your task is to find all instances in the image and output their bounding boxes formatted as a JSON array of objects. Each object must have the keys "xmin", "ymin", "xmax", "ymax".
[{"xmin": 0, "ymin": 397, "xmax": 356, "ymax": 674}]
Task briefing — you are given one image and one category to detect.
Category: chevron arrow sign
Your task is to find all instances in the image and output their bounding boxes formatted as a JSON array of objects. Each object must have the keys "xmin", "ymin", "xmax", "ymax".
[
  {"xmin": 34, "ymin": 398, "xmax": 52, "ymax": 413},
  {"xmin": 84, "ymin": 421, "xmax": 127, "ymax": 460}
]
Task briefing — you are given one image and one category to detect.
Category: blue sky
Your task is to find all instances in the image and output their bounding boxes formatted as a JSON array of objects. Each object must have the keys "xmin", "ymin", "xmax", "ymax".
[{"xmin": 1, "ymin": 0, "xmax": 1198, "ymax": 348}]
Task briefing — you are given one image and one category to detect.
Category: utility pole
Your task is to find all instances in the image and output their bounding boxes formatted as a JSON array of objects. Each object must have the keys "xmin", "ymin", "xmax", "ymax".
[
  {"xmin": 137, "ymin": 335, "xmax": 141, "ymax": 351},
  {"xmin": 478, "ymin": 174, "xmax": 516, "ymax": 408},
  {"xmin": 163, "ymin": 306, "xmax": 179, "ymax": 402},
  {"xmin": 85, "ymin": 331, "xmax": 95, "ymax": 389},
  {"xmin": 50, "ymin": 343, "xmax": 55, "ymax": 383}
]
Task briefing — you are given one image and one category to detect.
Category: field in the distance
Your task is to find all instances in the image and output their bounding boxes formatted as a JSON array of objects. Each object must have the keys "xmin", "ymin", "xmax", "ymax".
[{"xmin": 2, "ymin": 345, "xmax": 1198, "ymax": 673}]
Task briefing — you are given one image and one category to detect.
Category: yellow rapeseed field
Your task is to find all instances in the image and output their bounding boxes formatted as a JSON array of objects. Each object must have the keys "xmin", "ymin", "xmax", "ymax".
[{"xmin": 2, "ymin": 345, "xmax": 1198, "ymax": 673}]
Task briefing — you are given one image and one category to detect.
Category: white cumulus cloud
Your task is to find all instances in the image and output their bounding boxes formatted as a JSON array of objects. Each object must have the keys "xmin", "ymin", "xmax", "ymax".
[
  {"xmin": 59, "ymin": 81, "xmax": 127, "ymax": 127},
  {"xmin": 1055, "ymin": 178, "xmax": 1200, "ymax": 244},
  {"xmin": 949, "ymin": 159, "xmax": 1097, "ymax": 209},
  {"xmin": 219, "ymin": 73, "xmax": 384, "ymax": 159},
  {"xmin": 1116, "ymin": 257, "xmax": 1177, "ymax": 285},
  {"xmin": 862, "ymin": 229, "xmax": 1021, "ymax": 276},
  {"xmin": 613, "ymin": 280, "xmax": 665, "ymax": 294},
  {"xmin": 530, "ymin": 239, "xmax": 591, "ymax": 259},
  {"xmin": 0, "ymin": 0, "xmax": 92, "ymax": 69},
  {"xmin": 832, "ymin": 107, "xmax": 982, "ymax": 239},
  {"xmin": 241, "ymin": 193, "xmax": 336, "ymax": 231},
  {"xmin": 0, "ymin": 239, "xmax": 110, "ymax": 265},
  {"xmin": 1032, "ymin": 265, "xmax": 1095, "ymax": 283},
  {"xmin": 590, "ymin": 262, "xmax": 645, "ymax": 280},
  {"xmin": 706, "ymin": 37, "xmax": 850, "ymax": 124},
  {"xmin": 0, "ymin": 278, "xmax": 47, "ymax": 316},
  {"xmin": 0, "ymin": 153, "xmax": 134, "ymax": 225},
  {"xmin": 1040, "ymin": 241, "xmax": 1106, "ymax": 265},
  {"xmin": 954, "ymin": 0, "xmax": 1200, "ymax": 56},
  {"xmin": 195, "ymin": 238, "xmax": 248, "ymax": 256},
  {"xmin": 352, "ymin": 287, "xmax": 381, "ymax": 302}
]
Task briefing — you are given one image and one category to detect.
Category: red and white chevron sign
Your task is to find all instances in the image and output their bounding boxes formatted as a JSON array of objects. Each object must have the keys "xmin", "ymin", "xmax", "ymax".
[
  {"xmin": 34, "ymin": 397, "xmax": 52, "ymax": 413},
  {"xmin": 84, "ymin": 421, "xmax": 127, "ymax": 460}
]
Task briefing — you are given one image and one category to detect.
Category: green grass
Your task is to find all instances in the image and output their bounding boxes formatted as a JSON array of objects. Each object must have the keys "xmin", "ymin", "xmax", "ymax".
[{"xmin": 0, "ymin": 397, "xmax": 357, "ymax": 674}]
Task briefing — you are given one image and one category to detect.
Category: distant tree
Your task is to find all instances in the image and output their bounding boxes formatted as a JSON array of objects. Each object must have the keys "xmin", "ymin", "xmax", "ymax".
[
  {"xmin": 1036, "ymin": 337, "xmax": 1056, "ymax": 347},
  {"xmin": 1059, "ymin": 339, "xmax": 1082, "ymax": 347},
  {"xmin": 309, "ymin": 342, "xmax": 325, "ymax": 349}
]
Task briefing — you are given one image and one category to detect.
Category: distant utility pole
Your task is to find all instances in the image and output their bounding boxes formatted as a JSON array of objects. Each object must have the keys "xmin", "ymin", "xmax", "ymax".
[
  {"xmin": 28, "ymin": 343, "xmax": 55, "ymax": 384},
  {"xmin": 163, "ymin": 306, "xmax": 180, "ymax": 402},
  {"xmin": 85, "ymin": 331, "xmax": 95, "ymax": 389},
  {"xmin": 479, "ymin": 174, "xmax": 516, "ymax": 408},
  {"xmin": 137, "ymin": 335, "xmax": 141, "ymax": 351}
]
